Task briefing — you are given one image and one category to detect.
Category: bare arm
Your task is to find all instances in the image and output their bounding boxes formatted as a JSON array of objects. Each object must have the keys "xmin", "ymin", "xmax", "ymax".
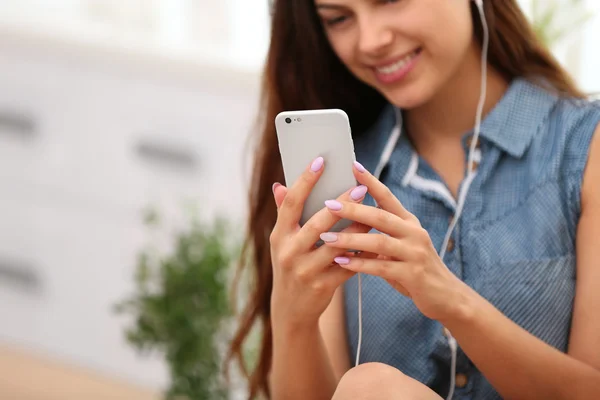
[
  {"xmin": 269, "ymin": 287, "xmax": 352, "ymax": 399},
  {"xmin": 568, "ymin": 124, "xmax": 600, "ymax": 371},
  {"xmin": 320, "ymin": 287, "xmax": 353, "ymax": 381},
  {"xmin": 270, "ymin": 320, "xmax": 339, "ymax": 400},
  {"xmin": 267, "ymin": 164, "xmax": 367, "ymax": 400},
  {"xmin": 443, "ymin": 125, "xmax": 600, "ymax": 400},
  {"xmin": 318, "ymin": 141, "xmax": 600, "ymax": 400}
]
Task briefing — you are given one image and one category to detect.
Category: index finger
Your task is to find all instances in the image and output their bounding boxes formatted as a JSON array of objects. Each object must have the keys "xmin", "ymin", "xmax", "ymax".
[
  {"xmin": 353, "ymin": 161, "xmax": 416, "ymax": 221},
  {"xmin": 277, "ymin": 156, "xmax": 325, "ymax": 229},
  {"xmin": 294, "ymin": 184, "xmax": 370, "ymax": 251}
]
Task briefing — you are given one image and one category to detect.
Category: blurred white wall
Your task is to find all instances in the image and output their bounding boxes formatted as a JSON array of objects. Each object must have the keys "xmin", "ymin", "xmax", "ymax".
[
  {"xmin": 580, "ymin": 0, "xmax": 600, "ymax": 93},
  {"xmin": 0, "ymin": 0, "xmax": 270, "ymax": 70}
]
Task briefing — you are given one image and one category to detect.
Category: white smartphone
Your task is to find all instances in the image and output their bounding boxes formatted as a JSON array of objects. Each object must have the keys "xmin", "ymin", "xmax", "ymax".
[{"xmin": 275, "ymin": 109, "xmax": 357, "ymax": 233}]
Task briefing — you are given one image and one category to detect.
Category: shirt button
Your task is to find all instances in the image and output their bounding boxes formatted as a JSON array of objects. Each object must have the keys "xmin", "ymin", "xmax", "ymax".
[
  {"xmin": 455, "ymin": 373, "xmax": 469, "ymax": 388},
  {"xmin": 446, "ymin": 237, "xmax": 455, "ymax": 253}
]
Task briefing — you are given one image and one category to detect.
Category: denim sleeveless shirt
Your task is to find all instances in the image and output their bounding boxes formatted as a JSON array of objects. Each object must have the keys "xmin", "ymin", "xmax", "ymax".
[{"xmin": 343, "ymin": 78, "xmax": 600, "ymax": 399}]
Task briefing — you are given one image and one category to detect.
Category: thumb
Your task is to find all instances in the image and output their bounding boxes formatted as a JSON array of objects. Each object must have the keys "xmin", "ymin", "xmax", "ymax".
[{"xmin": 272, "ymin": 182, "xmax": 288, "ymax": 209}]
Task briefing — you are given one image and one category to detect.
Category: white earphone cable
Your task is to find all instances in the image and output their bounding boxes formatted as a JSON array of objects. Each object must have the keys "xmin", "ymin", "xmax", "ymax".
[
  {"xmin": 444, "ymin": 1, "xmax": 488, "ymax": 399},
  {"xmin": 355, "ymin": 272, "xmax": 363, "ymax": 366},
  {"xmin": 440, "ymin": 0, "xmax": 488, "ymax": 263},
  {"xmin": 354, "ymin": 5, "xmax": 489, "ymax": 395},
  {"xmin": 355, "ymin": 109, "xmax": 401, "ymax": 367}
]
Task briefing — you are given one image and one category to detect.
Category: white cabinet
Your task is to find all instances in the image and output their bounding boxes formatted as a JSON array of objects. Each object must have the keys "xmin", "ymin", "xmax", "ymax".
[
  {"xmin": 0, "ymin": 31, "xmax": 259, "ymax": 391},
  {"xmin": 0, "ymin": 196, "xmax": 158, "ymax": 386}
]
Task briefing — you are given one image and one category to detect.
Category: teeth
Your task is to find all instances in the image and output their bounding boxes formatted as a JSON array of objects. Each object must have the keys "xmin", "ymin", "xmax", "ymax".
[{"xmin": 376, "ymin": 51, "xmax": 418, "ymax": 75}]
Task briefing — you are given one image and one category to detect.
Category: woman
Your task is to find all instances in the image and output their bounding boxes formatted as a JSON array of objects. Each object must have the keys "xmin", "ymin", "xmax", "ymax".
[{"xmin": 228, "ymin": 0, "xmax": 600, "ymax": 399}]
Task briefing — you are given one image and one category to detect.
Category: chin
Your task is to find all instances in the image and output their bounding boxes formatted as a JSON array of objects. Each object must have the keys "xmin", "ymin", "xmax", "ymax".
[
  {"xmin": 350, "ymin": 60, "xmax": 435, "ymax": 110},
  {"xmin": 353, "ymin": 67, "xmax": 435, "ymax": 110},
  {"xmin": 379, "ymin": 83, "xmax": 432, "ymax": 110}
]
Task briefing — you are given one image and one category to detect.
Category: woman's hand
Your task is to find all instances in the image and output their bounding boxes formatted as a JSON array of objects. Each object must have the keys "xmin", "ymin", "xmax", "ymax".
[
  {"xmin": 319, "ymin": 161, "xmax": 475, "ymax": 325},
  {"xmin": 270, "ymin": 157, "xmax": 372, "ymax": 331}
]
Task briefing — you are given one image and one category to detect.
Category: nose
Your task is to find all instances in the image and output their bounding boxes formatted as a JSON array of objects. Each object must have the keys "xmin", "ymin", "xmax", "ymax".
[{"xmin": 357, "ymin": 18, "xmax": 393, "ymax": 56}]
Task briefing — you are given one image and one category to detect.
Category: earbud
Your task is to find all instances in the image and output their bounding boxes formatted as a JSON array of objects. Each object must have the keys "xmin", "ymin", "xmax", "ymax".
[{"xmin": 474, "ymin": 0, "xmax": 483, "ymax": 9}]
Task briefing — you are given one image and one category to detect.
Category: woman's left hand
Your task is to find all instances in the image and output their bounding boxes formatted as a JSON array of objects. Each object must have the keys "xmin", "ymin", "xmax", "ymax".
[{"xmin": 319, "ymin": 162, "xmax": 475, "ymax": 325}]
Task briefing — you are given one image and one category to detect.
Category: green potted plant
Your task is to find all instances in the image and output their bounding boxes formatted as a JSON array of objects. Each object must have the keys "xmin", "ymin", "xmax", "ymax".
[{"xmin": 115, "ymin": 208, "xmax": 239, "ymax": 400}]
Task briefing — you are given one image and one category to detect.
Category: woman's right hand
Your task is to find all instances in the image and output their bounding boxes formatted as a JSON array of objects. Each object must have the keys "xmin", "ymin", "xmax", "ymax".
[{"xmin": 269, "ymin": 156, "xmax": 371, "ymax": 331}]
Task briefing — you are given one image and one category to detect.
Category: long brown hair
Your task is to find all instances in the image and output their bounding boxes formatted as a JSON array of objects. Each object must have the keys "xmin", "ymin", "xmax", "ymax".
[{"xmin": 226, "ymin": 1, "xmax": 585, "ymax": 398}]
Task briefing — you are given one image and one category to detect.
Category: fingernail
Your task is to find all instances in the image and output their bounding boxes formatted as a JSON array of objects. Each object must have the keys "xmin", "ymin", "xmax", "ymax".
[
  {"xmin": 350, "ymin": 185, "xmax": 368, "ymax": 201},
  {"xmin": 272, "ymin": 182, "xmax": 281, "ymax": 194},
  {"xmin": 354, "ymin": 161, "xmax": 366, "ymax": 173},
  {"xmin": 324, "ymin": 200, "xmax": 343, "ymax": 211},
  {"xmin": 320, "ymin": 233, "xmax": 338, "ymax": 243},
  {"xmin": 334, "ymin": 257, "xmax": 351, "ymax": 265},
  {"xmin": 311, "ymin": 157, "xmax": 324, "ymax": 172}
]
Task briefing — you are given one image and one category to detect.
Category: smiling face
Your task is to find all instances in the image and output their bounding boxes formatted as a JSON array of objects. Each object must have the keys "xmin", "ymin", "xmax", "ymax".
[{"xmin": 315, "ymin": 0, "xmax": 477, "ymax": 109}]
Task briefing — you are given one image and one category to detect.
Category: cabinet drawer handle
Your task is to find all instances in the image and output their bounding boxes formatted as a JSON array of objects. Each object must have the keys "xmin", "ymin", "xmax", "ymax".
[
  {"xmin": 0, "ymin": 258, "xmax": 42, "ymax": 294},
  {"xmin": 136, "ymin": 139, "xmax": 198, "ymax": 170},
  {"xmin": 0, "ymin": 111, "xmax": 36, "ymax": 139}
]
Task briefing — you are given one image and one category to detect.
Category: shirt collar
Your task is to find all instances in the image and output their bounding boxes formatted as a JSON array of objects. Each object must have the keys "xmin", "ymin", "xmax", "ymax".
[
  {"xmin": 475, "ymin": 78, "xmax": 559, "ymax": 158},
  {"xmin": 355, "ymin": 77, "xmax": 560, "ymax": 170}
]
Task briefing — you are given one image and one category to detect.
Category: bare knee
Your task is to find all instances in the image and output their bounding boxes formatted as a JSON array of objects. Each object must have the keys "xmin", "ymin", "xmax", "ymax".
[
  {"xmin": 333, "ymin": 363, "xmax": 407, "ymax": 400},
  {"xmin": 332, "ymin": 362, "xmax": 441, "ymax": 400}
]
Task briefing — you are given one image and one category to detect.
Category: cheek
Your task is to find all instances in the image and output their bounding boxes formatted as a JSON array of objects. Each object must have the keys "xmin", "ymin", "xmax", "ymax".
[
  {"xmin": 326, "ymin": 32, "xmax": 354, "ymax": 64},
  {"xmin": 420, "ymin": 9, "xmax": 474, "ymax": 74},
  {"xmin": 386, "ymin": 7, "xmax": 474, "ymax": 107},
  {"xmin": 327, "ymin": 34, "xmax": 372, "ymax": 82}
]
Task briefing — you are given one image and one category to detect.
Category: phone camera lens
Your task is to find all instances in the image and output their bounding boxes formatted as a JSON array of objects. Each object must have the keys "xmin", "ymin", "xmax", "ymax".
[{"xmin": 285, "ymin": 117, "xmax": 292, "ymax": 124}]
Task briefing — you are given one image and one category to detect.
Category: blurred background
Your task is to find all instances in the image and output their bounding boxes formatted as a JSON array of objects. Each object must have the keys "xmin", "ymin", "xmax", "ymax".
[{"xmin": 0, "ymin": 1, "xmax": 597, "ymax": 400}]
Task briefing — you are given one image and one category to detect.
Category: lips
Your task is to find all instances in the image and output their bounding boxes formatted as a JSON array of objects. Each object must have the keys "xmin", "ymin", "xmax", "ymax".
[
  {"xmin": 371, "ymin": 48, "xmax": 422, "ymax": 85},
  {"xmin": 374, "ymin": 48, "xmax": 421, "ymax": 75}
]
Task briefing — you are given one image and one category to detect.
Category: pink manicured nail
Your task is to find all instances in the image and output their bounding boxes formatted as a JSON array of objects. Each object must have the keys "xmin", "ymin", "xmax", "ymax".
[
  {"xmin": 311, "ymin": 157, "xmax": 324, "ymax": 172},
  {"xmin": 354, "ymin": 161, "xmax": 366, "ymax": 173},
  {"xmin": 334, "ymin": 257, "xmax": 351, "ymax": 265},
  {"xmin": 320, "ymin": 233, "xmax": 338, "ymax": 243},
  {"xmin": 350, "ymin": 185, "xmax": 368, "ymax": 201},
  {"xmin": 272, "ymin": 182, "xmax": 281, "ymax": 194},
  {"xmin": 324, "ymin": 200, "xmax": 342, "ymax": 211}
]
